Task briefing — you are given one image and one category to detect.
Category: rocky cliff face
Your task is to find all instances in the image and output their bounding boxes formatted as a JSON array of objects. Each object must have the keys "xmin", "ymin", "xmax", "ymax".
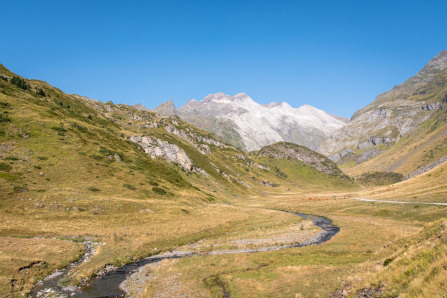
[
  {"xmin": 136, "ymin": 93, "xmax": 348, "ymax": 152},
  {"xmin": 320, "ymin": 51, "xmax": 447, "ymax": 164}
]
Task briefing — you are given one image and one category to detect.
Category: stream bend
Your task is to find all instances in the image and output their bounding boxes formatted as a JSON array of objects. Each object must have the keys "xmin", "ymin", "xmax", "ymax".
[{"xmin": 31, "ymin": 211, "xmax": 339, "ymax": 297}]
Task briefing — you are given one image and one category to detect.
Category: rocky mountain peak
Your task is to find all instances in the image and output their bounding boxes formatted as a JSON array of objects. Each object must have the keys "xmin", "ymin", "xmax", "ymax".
[
  {"xmin": 133, "ymin": 103, "xmax": 151, "ymax": 111},
  {"xmin": 153, "ymin": 100, "xmax": 177, "ymax": 116},
  {"xmin": 402, "ymin": 50, "xmax": 447, "ymax": 86},
  {"xmin": 262, "ymin": 102, "xmax": 278, "ymax": 108},
  {"xmin": 186, "ymin": 99, "xmax": 198, "ymax": 104},
  {"xmin": 423, "ymin": 50, "xmax": 447, "ymax": 72},
  {"xmin": 234, "ymin": 92, "xmax": 250, "ymax": 99}
]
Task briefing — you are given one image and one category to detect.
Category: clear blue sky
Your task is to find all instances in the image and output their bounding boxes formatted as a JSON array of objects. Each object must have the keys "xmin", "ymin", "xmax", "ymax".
[{"xmin": 1, "ymin": 0, "xmax": 446, "ymax": 118}]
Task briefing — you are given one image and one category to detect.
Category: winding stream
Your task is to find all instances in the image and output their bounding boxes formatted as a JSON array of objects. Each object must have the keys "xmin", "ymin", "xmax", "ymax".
[{"xmin": 31, "ymin": 212, "xmax": 339, "ymax": 297}]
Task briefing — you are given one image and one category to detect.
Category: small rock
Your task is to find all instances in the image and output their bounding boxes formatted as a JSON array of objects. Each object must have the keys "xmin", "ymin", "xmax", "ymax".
[{"xmin": 39, "ymin": 171, "xmax": 44, "ymax": 176}]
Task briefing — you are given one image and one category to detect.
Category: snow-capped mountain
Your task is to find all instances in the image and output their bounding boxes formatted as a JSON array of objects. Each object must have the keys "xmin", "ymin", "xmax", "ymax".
[{"xmin": 135, "ymin": 92, "xmax": 348, "ymax": 151}]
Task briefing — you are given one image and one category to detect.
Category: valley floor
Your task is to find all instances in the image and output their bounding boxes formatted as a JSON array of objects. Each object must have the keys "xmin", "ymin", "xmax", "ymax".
[{"xmin": 1, "ymin": 187, "xmax": 446, "ymax": 297}]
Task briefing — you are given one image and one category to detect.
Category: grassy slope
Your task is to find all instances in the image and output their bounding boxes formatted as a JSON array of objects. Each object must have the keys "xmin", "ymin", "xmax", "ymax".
[
  {"xmin": 1, "ymin": 63, "xmax": 445, "ymax": 297},
  {"xmin": 0, "ymin": 64, "xmax": 355, "ymax": 295},
  {"xmin": 356, "ymin": 159, "xmax": 447, "ymax": 203},
  {"xmin": 344, "ymin": 110, "xmax": 447, "ymax": 177},
  {"xmin": 344, "ymin": 219, "xmax": 447, "ymax": 297}
]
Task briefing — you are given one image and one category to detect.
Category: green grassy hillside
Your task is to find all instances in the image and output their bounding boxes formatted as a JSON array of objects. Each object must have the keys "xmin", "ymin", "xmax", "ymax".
[
  {"xmin": 0, "ymin": 64, "xmax": 356, "ymax": 295},
  {"xmin": 1, "ymin": 63, "xmax": 444, "ymax": 298}
]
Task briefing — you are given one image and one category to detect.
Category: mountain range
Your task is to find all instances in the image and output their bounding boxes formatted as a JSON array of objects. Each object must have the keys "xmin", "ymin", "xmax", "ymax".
[
  {"xmin": 134, "ymin": 93, "xmax": 348, "ymax": 151},
  {"xmin": 134, "ymin": 50, "xmax": 447, "ymax": 179},
  {"xmin": 1, "ymin": 51, "xmax": 447, "ymax": 297}
]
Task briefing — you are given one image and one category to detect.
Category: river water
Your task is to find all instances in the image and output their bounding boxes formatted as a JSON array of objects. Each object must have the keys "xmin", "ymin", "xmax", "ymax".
[{"xmin": 31, "ymin": 212, "xmax": 339, "ymax": 297}]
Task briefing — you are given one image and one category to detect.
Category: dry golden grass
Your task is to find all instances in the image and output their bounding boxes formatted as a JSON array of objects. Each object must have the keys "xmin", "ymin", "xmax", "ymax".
[
  {"xmin": 137, "ymin": 193, "xmax": 431, "ymax": 297},
  {"xmin": 0, "ymin": 237, "xmax": 83, "ymax": 295},
  {"xmin": 355, "ymin": 160, "xmax": 447, "ymax": 202}
]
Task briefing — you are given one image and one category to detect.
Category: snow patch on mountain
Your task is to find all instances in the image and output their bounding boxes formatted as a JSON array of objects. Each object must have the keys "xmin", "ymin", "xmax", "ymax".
[{"xmin": 137, "ymin": 93, "xmax": 348, "ymax": 151}]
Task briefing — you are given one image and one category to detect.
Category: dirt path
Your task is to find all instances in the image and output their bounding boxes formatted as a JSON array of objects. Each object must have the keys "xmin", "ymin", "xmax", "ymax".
[{"xmin": 351, "ymin": 197, "xmax": 447, "ymax": 206}]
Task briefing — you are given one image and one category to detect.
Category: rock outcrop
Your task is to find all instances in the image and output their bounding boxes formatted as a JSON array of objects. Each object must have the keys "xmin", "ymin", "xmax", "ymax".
[{"xmin": 129, "ymin": 135, "xmax": 205, "ymax": 174}]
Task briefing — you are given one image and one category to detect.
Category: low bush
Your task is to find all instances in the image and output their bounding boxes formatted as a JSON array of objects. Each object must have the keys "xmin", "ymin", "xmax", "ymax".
[
  {"xmin": 123, "ymin": 184, "xmax": 136, "ymax": 190},
  {"xmin": 0, "ymin": 162, "xmax": 12, "ymax": 172},
  {"xmin": 152, "ymin": 187, "xmax": 166, "ymax": 195}
]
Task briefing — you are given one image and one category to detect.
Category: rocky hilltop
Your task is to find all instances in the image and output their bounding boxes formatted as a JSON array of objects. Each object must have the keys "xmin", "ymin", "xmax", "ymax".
[
  {"xmin": 320, "ymin": 50, "xmax": 447, "ymax": 166},
  {"xmin": 135, "ymin": 93, "xmax": 348, "ymax": 151},
  {"xmin": 258, "ymin": 142, "xmax": 348, "ymax": 178}
]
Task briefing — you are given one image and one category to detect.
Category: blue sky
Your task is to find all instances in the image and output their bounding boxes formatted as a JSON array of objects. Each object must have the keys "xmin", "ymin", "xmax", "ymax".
[{"xmin": 1, "ymin": 0, "xmax": 446, "ymax": 117}]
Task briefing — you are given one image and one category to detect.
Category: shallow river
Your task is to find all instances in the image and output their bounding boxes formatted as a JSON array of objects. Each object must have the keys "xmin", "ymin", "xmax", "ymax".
[{"xmin": 31, "ymin": 212, "xmax": 339, "ymax": 297}]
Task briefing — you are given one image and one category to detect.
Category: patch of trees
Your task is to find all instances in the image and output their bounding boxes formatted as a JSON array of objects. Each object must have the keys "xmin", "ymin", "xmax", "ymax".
[{"xmin": 10, "ymin": 76, "xmax": 30, "ymax": 90}]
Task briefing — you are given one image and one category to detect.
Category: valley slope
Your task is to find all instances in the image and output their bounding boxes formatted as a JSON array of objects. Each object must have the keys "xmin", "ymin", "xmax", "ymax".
[
  {"xmin": 0, "ymin": 63, "xmax": 354, "ymax": 296},
  {"xmin": 320, "ymin": 51, "xmax": 447, "ymax": 178},
  {"xmin": 0, "ymin": 61, "xmax": 446, "ymax": 298}
]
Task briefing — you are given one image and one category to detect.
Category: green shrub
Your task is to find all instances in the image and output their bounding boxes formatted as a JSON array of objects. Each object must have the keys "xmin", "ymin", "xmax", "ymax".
[
  {"xmin": 0, "ymin": 114, "xmax": 11, "ymax": 122},
  {"xmin": 5, "ymin": 156, "xmax": 19, "ymax": 160},
  {"xmin": 10, "ymin": 76, "xmax": 30, "ymax": 90},
  {"xmin": 152, "ymin": 187, "xmax": 166, "ymax": 195},
  {"xmin": 89, "ymin": 154, "xmax": 104, "ymax": 160},
  {"xmin": 87, "ymin": 187, "xmax": 100, "ymax": 192},
  {"xmin": 123, "ymin": 184, "xmax": 136, "ymax": 190},
  {"xmin": 13, "ymin": 186, "xmax": 28, "ymax": 193},
  {"xmin": 37, "ymin": 156, "xmax": 48, "ymax": 160},
  {"xmin": 70, "ymin": 123, "xmax": 88, "ymax": 133},
  {"xmin": 384, "ymin": 257, "xmax": 394, "ymax": 266},
  {"xmin": 36, "ymin": 88, "xmax": 46, "ymax": 96},
  {"xmin": 149, "ymin": 181, "xmax": 159, "ymax": 186},
  {"xmin": 0, "ymin": 162, "xmax": 12, "ymax": 172},
  {"xmin": 51, "ymin": 126, "xmax": 67, "ymax": 132}
]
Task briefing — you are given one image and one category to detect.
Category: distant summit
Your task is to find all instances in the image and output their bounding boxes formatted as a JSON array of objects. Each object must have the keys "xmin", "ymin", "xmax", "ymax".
[
  {"xmin": 133, "ymin": 100, "xmax": 177, "ymax": 116},
  {"xmin": 139, "ymin": 93, "xmax": 348, "ymax": 151},
  {"xmin": 133, "ymin": 103, "xmax": 151, "ymax": 112}
]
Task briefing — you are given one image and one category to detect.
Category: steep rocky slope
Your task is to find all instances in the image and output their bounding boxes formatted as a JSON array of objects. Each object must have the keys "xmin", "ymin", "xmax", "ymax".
[
  {"xmin": 135, "ymin": 93, "xmax": 348, "ymax": 151},
  {"xmin": 320, "ymin": 51, "xmax": 447, "ymax": 174}
]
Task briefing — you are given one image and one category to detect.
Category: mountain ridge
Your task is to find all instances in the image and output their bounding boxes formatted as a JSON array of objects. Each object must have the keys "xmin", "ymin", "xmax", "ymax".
[
  {"xmin": 320, "ymin": 50, "xmax": 447, "ymax": 176},
  {"xmin": 134, "ymin": 93, "xmax": 348, "ymax": 151}
]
